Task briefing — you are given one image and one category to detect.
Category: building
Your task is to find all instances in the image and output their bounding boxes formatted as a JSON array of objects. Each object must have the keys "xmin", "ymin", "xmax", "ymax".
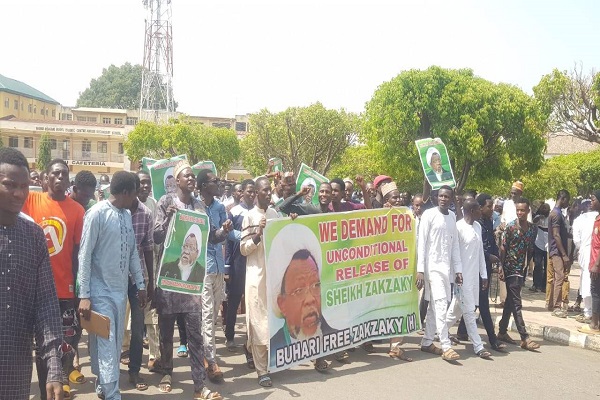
[
  {"xmin": 545, "ymin": 132, "xmax": 599, "ymax": 158},
  {"xmin": 0, "ymin": 74, "xmax": 60, "ymax": 121}
]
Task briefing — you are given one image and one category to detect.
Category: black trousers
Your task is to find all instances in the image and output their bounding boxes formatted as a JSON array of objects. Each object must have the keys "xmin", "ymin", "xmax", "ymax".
[
  {"xmin": 498, "ymin": 276, "xmax": 529, "ymax": 340},
  {"xmin": 533, "ymin": 246, "xmax": 547, "ymax": 290},
  {"xmin": 225, "ymin": 254, "xmax": 246, "ymax": 341}
]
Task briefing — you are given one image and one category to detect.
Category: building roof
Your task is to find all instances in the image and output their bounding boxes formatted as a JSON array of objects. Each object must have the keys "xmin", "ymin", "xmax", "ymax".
[
  {"xmin": 545, "ymin": 133, "xmax": 599, "ymax": 157},
  {"xmin": 0, "ymin": 74, "xmax": 60, "ymax": 105}
]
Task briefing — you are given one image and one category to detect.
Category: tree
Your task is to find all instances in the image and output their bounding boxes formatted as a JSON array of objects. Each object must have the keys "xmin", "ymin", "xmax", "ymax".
[
  {"xmin": 534, "ymin": 66, "xmax": 599, "ymax": 143},
  {"xmin": 76, "ymin": 63, "xmax": 178, "ymax": 110},
  {"xmin": 123, "ymin": 117, "xmax": 240, "ymax": 176},
  {"xmin": 37, "ymin": 133, "xmax": 52, "ymax": 172},
  {"xmin": 240, "ymin": 103, "xmax": 360, "ymax": 177},
  {"xmin": 363, "ymin": 66, "xmax": 547, "ymax": 193}
]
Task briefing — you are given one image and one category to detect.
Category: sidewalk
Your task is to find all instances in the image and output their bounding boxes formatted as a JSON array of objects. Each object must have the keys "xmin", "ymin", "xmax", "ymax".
[{"xmin": 487, "ymin": 264, "xmax": 600, "ymax": 352}]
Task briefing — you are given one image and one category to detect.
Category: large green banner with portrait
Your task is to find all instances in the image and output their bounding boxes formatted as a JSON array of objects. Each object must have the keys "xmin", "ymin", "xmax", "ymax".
[
  {"xmin": 156, "ymin": 209, "xmax": 209, "ymax": 295},
  {"xmin": 415, "ymin": 137, "xmax": 456, "ymax": 190},
  {"xmin": 192, "ymin": 160, "xmax": 217, "ymax": 176},
  {"xmin": 147, "ymin": 154, "xmax": 188, "ymax": 201},
  {"xmin": 295, "ymin": 163, "xmax": 329, "ymax": 206},
  {"xmin": 265, "ymin": 208, "xmax": 419, "ymax": 372}
]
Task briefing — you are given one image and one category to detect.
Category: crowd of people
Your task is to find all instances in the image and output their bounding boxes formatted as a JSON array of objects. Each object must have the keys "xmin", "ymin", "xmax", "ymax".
[{"xmin": 1, "ymin": 146, "xmax": 599, "ymax": 400}]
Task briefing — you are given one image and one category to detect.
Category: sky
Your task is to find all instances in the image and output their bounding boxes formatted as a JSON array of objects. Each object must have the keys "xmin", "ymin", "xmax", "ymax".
[{"xmin": 3, "ymin": 0, "xmax": 600, "ymax": 117}]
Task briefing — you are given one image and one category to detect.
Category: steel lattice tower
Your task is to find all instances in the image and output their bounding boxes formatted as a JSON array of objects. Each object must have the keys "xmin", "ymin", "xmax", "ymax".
[{"xmin": 140, "ymin": 0, "xmax": 174, "ymax": 122}]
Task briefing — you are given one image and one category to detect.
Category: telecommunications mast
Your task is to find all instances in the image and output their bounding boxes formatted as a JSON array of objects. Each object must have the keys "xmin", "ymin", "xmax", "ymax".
[{"xmin": 140, "ymin": 0, "xmax": 174, "ymax": 122}]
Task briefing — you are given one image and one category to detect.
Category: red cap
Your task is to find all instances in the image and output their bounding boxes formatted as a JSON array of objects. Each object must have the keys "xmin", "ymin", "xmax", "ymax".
[{"xmin": 373, "ymin": 175, "xmax": 392, "ymax": 188}]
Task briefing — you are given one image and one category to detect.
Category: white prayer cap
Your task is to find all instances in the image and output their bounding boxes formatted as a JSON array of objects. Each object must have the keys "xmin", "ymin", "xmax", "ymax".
[
  {"xmin": 426, "ymin": 147, "xmax": 441, "ymax": 168},
  {"xmin": 268, "ymin": 223, "xmax": 322, "ymax": 318},
  {"xmin": 183, "ymin": 223, "xmax": 203, "ymax": 263}
]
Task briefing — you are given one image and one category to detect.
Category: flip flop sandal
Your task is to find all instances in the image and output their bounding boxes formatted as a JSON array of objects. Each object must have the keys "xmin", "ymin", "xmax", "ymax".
[
  {"xmin": 388, "ymin": 347, "xmax": 413, "ymax": 362},
  {"xmin": 177, "ymin": 345, "xmax": 188, "ymax": 358},
  {"xmin": 361, "ymin": 342, "xmax": 376, "ymax": 353},
  {"xmin": 63, "ymin": 385, "xmax": 71, "ymax": 399},
  {"xmin": 129, "ymin": 374, "xmax": 149, "ymax": 391},
  {"xmin": 313, "ymin": 358, "xmax": 329, "ymax": 372},
  {"xmin": 577, "ymin": 325, "xmax": 600, "ymax": 335},
  {"xmin": 159, "ymin": 375, "xmax": 172, "ymax": 393},
  {"xmin": 491, "ymin": 342, "xmax": 507, "ymax": 351},
  {"xmin": 120, "ymin": 350, "xmax": 130, "ymax": 365},
  {"xmin": 420, "ymin": 343, "xmax": 443, "ymax": 355},
  {"xmin": 476, "ymin": 349, "xmax": 492, "ymax": 359},
  {"xmin": 194, "ymin": 386, "xmax": 223, "ymax": 400},
  {"xmin": 441, "ymin": 349, "xmax": 460, "ymax": 361},
  {"xmin": 69, "ymin": 369, "xmax": 85, "ymax": 384},
  {"xmin": 520, "ymin": 339, "xmax": 541, "ymax": 351},
  {"xmin": 335, "ymin": 350, "xmax": 350, "ymax": 363},
  {"xmin": 258, "ymin": 374, "xmax": 273, "ymax": 387}
]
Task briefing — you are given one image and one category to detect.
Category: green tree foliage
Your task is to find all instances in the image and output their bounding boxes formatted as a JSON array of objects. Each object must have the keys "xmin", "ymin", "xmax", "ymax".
[
  {"xmin": 76, "ymin": 63, "xmax": 178, "ymax": 110},
  {"xmin": 124, "ymin": 118, "xmax": 240, "ymax": 176},
  {"xmin": 363, "ymin": 66, "xmax": 547, "ymax": 193},
  {"xmin": 534, "ymin": 67, "xmax": 599, "ymax": 143},
  {"xmin": 36, "ymin": 133, "xmax": 52, "ymax": 172},
  {"xmin": 240, "ymin": 103, "xmax": 360, "ymax": 177}
]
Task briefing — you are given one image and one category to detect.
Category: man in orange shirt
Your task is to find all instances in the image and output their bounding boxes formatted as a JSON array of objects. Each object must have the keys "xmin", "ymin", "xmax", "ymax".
[{"xmin": 22, "ymin": 158, "xmax": 85, "ymax": 399}]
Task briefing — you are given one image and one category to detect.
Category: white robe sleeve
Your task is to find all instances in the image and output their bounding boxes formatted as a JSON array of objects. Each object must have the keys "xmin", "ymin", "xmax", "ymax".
[
  {"xmin": 450, "ymin": 214, "xmax": 462, "ymax": 275},
  {"xmin": 417, "ymin": 211, "xmax": 430, "ymax": 274},
  {"xmin": 475, "ymin": 222, "xmax": 487, "ymax": 280}
]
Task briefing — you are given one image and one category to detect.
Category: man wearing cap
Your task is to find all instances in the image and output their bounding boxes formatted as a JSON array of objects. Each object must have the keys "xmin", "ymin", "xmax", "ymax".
[
  {"xmin": 343, "ymin": 178, "xmax": 360, "ymax": 204},
  {"xmin": 240, "ymin": 177, "xmax": 280, "ymax": 387},
  {"xmin": 425, "ymin": 148, "xmax": 453, "ymax": 183},
  {"xmin": 152, "ymin": 161, "xmax": 224, "ymax": 399},
  {"xmin": 371, "ymin": 175, "xmax": 392, "ymax": 209}
]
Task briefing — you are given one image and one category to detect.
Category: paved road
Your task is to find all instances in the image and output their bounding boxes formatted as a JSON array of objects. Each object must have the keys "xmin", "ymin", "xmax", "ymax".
[{"xmin": 30, "ymin": 322, "xmax": 600, "ymax": 400}]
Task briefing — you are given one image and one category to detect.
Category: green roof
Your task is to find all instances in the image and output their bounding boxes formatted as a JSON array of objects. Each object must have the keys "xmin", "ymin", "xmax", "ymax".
[{"xmin": 0, "ymin": 73, "xmax": 60, "ymax": 105}]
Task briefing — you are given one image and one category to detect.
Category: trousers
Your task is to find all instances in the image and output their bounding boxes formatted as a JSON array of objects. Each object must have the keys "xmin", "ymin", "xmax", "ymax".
[
  {"xmin": 202, "ymin": 273, "xmax": 225, "ymax": 364},
  {"xmin": 498, "ymin": 276, "xmax": 529, "ymax": 341}
]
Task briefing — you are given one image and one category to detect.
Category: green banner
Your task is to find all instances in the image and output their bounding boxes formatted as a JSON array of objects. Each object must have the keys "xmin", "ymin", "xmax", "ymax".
[
  {"xmin": 156, "ymin": 209, "xmax": 209, "ymax": 295},
  {"xmin": 415, "ymin": 137, "xmax": 456, "ymax": 190},
  {"xmin": 295, "ymin": 163, "xmax": 329, "ymax": 206},
  {"xmin": 141, "ymin": 157, "xmax": 157, "ymax": 173},
  {"xmin": 269, "ymin": 157, "xmax": 283, "ymax": 172},
  {"xmin": 265, "ymin": 208, "xmax": 419, "ymax": 372},
  {"xmin": 147, "ymin": 154, "xmax": 188, "ymax": 201},
  {"xmin": 192, "ymin": 160, "xmax": 217, "ymax": 176}
]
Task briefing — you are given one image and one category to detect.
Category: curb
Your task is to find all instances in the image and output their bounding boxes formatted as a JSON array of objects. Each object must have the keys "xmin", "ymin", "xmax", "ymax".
[{"xmin": 493, "ymin": 316, "xmax": 600, "ymax": 352}]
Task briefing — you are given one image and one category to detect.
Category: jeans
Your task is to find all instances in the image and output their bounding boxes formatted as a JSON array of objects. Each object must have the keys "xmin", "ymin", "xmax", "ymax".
[
  {"xmin": 225, "ymin": 255, "xmax": 246, "ymax": 342},
  {"xmin": 499, "ymin": 276, "xmax": 529, "ymax": 341},
  {"xmin": 457, "ymin": 276, "xmax": 498, "ymax": 345},
  {"xmin": 533, "ymin": 247, "xmax": 547, "ymax": 290},
  {"xmin": 127, "ymin": 282, "xmax": 145, "ymax": 374},
  {"xmin": 202, "ymin": 273, "xmax": 225, "ymax": 364}
]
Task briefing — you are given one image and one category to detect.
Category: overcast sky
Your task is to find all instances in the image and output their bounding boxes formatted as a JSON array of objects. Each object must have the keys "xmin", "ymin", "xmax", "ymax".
[{"xmin": 4, "ymin": 0, "xmax": 599, "ymax": 117}]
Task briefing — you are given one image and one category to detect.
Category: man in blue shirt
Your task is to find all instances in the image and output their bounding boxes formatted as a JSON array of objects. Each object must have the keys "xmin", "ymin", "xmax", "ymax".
[{"xmin": 197, "ymin": 169, "xmax": 233, "ymax": 382}]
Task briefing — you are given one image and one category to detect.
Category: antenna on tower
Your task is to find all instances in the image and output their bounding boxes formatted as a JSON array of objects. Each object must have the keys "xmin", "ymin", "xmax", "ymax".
[{"xmin": 140, "ymin": 0, "xmax": 174, "ymax": 123}]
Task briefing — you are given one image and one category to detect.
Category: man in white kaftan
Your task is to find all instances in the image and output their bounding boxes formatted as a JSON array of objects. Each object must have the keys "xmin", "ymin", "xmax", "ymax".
[
  {"xmin": 417, "ymin": 186, "xmax": 462, "ymax": 359},
  {"xmin": 572, "ymin": 206, "xmax": 598, "ymax": 321},
  {"xmin": 240, "ymin": 177, "xmax": 279, "ymax": 384},
  {"xmin": 78, "ymin": 172, "xmax": 146, "ymax": 399},
  {"xmin": 441, "ymin": 199, "xmax": 490, "ymax": 357}
]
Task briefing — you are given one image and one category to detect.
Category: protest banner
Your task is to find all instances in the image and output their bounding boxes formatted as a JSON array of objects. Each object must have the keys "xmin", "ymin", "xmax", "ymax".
[
  {"xmin": 156, "ymin": 209, "xmax": 209, "ymax": 295},
  {"xmin": 192, "ymin": 160, "xmax": 217, "ymax": 176},
  {"xmin": 265, "ymin": 207, "xmax": 419, "ymax": 372},
  {"xmin": 415, "ymin": 137, "xmax": 456, "ymax": 190},
  {"xmin": 147, "ymin": 154, "xmax": 188, "ymax": 201},
  {"xmin": 141, "ymin": 157, "xmax": 157, "ymax": 173},
  {"xmin": 296, "ymin": 163, "xmax": 329, "ymax": 206},
  {"xmin": 269, "ymin": 157, "xmax": 283, "ymax": 172}
]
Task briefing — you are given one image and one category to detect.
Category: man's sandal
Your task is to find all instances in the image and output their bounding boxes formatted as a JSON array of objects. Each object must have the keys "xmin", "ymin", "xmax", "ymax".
[
  {"xmin": 69, "ymin": 369, "xmax": 85, "ymax": 384},
  {"xmin": 63, "ymin": 385, "xmax": 71, "ymax": 399},
  {"xmin": 497, "ymin": 332, "xmax": 517, "ymax": 345},
  {"xmin": 520, "ymin": 339, "xmax": 541, "ymax": 351},
  {"xmin": 159, "ymin": 375, "xmax": 172, "ymax": 393},
  {"xmin": 420, "ymin": 343, "xmax": 443, "ymax": 355},
  {"xmin": 194, "ymin": 386, "xmax": 223, "ymax": 400},
  {"xmin": 129, "ymin": 373, "xmax": 149, "ymax": 391},
  {"xmin": 258, "ymin": 374, "xmax": 273, "ymax": 387},
  {"xmin": 120, "ymin": 350, "xmax": 130, "ymax": 365},
  {"xmin": 441, "ymin": 348, "xmax": 460, "ymax": 361},
  {"xmin": 388, "ymin": 347, "xmax": 413, "ymax": 362},
  {"xmin": 361, "ymin": 342, "xmax": 376, "ymax": 353},
  {"xmin": 177, "ymin": 344, "xmax": 188, "ymax": 358},
  {"xmin": 335, "ymin": 350, "xmax": 350, "ymax": 363},
  {"xmin": 490, "ymin": 341, "xmax": 507, "ymax": 351},
  {"xmin": 476, "ymin": 349, "xmax": 492, "ymax": 359},
  {"xmin": 313, "ymin": 358, "xmax": 329, "ymax": 372},
  {"xmin": 577, "ymin": 324, "xmax": 600, "ymax": 335}
]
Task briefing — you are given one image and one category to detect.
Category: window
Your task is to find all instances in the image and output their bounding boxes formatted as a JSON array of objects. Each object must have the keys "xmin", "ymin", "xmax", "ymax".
[
  {"xmin": 82, "ymin": 140, "xmax": 91, "ymax": 152},
  {"xmin": 14, "ymin": 100, "xmax": 18, "ymax": 110},
  {"xmin": 33, "ymin": 105, "xmax": 37, "ymax": 114},
  {"xmin": 235, "ymin": 122, "xmax": 247, "ymax": 132},
  {"xmin": 24, "ymin": 137, "xmax": 33, "ymax": 149},
  {"xmin": 8, "ymin": 137, "xmax": 18, "ymax": 147},
  {"xmin": 126, "ymin": 117, "xmax": 138, "ymax": 125},
  {"xmin": 97, "ymin": 141, "xmax": 108, "ymax": 153},
  {"xmin": 76, "ymin": 116, "xmax": 87, "ymax": 122},
  {"xmin": 60, "ymin": 113, "xmax": 73, "ymax": 121},
  {"xmin": 212, "ymin": 122, "xmax": 231, "ymax": 129},
  {"xmin": 114, "ymin": 117, "xmax": 123, "ymax": 124},
  {"xmin": 62, "ymin": 140, "xmax": 70, "ymax": 159},
  {"xmin": 4, "ymin": 98, "xmax": 9, "ymax": 108},
  {"xmin": 40, "ymin": 108, "xmax": 44, "ymax": 116},
  {"xmin": 102, "ymin": 117, "xmax": 111, "ymax": 124},
  {"xmin": 87, "ymin": 116, "xmax": 97, "ymax": 123},
  {"xmin": 50, "ymin": 139, "xmax": 57, "ymax": 150},
  {"xmin": 21, "ymin": 102, "xmax": 23, "ymax": 111},
  {"xmin": 118, "ymin": 143, "xmax": 124, "ymax": 154},
  {"xmin": 52, "ymin": 109, "xmax": 55, "ymax": 117},
  {"xmin": 28, "ymin": 104, "xmax": 32, "ymax": 112}
]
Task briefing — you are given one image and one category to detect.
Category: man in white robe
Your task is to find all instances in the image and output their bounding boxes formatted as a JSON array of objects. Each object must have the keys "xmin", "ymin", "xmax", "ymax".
[
  {"xmin": 416, "ymin": 185, "xmax": 463, "ymax": 361},
  {"xmin": 442, "ymin": 199, "xmax": 491, "ymax": 358},
  {"xmin": 572, "ymin": 203, "xmax": 597, "ymax": 323},
  {"xmin": 241, "ymin": 177, "xmax": 279, "ymax": 386}
]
